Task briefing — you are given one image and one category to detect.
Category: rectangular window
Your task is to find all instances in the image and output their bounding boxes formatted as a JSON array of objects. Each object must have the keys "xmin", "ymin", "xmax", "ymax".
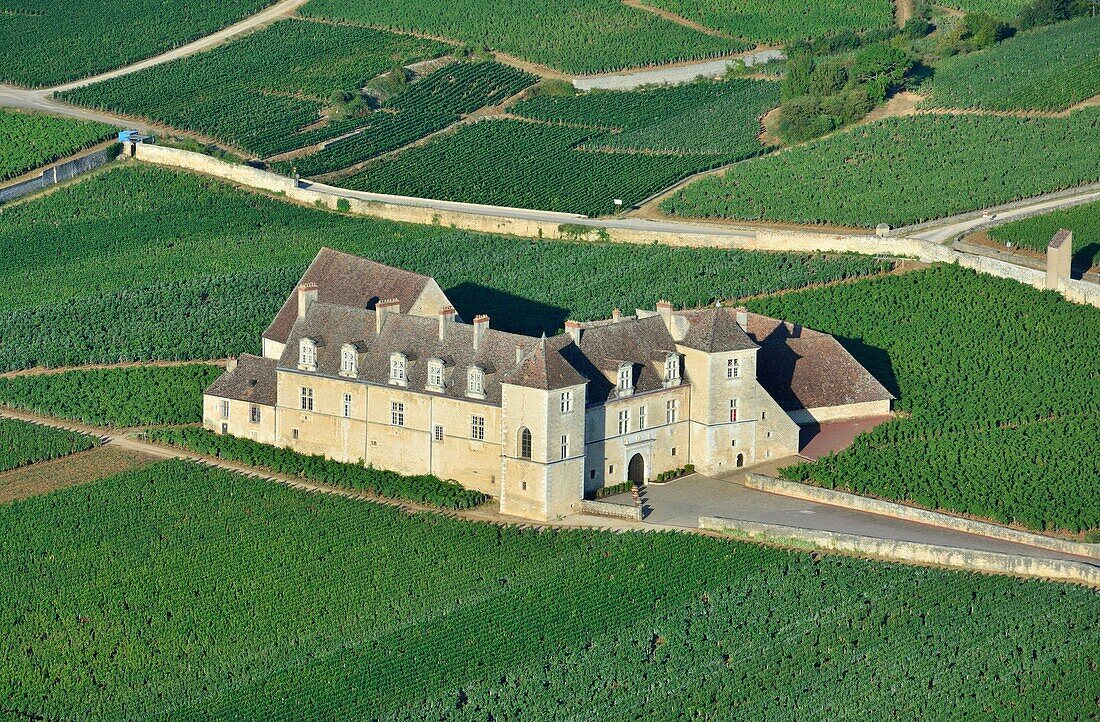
[
  {"xmin": 609, "ymin": 464, "xmax": 615, "ymax": 475},
  {"xmin": 471, "ymin": 415, "xmax": 485, "ymax": 441},
  {"xmin": 220, "ymin": 399, "xmax": 230, "ymax": 419},
  {"xmin": 727, "ymin": 358, "xmax": 740, "ymax": 379},
  {"xmin": 730, "ymin": 399, "xmax": 738, "ymax": 422},
  {"xmin": 561, "ymin": 435, "xmax": 569, "ymax": 460},
  {"xmin": 249, "ymin": 405, "xmax": 261, "ymax": 424},
  {"xmin": 761, "ymin": 411, "xmax": 767, "ymax": 420},
  {"xmin": 671, "ymin": 447, "xmax": 677, "ymax": 456},
  {"xmin": 560, "ymin": 390, "xmax": 573, "ymax": 413},
  {"xmin": 617, "ymin": 409, "xmax": 629, "ymax": 435},
  {"xmin": 766, "ymin": 431, "xmax": 772, "ymax": 439},
  {"xmin": 638, "ymin": 405, "xmax": 646, "ymax": 430},
  {"xmin": 220, "ymin": 422, "xmax": 228, "ymax": 435},
  {"xmin": 590, "ymin": 469, "xmax": 596, "ymax": 480},
  {"xmin": 433, "ymin": 424, "xmax": 444, "ymax": 442},
  {"xmin": 299, "ymin": 387, "xmax": 313, "ymax": 412},
  {"xmin": 666, "ymin": 399, "xmax": 678, "ymax": 424},
  {"xmin": 342, "ymin": 393, "xmax": 352, "ymax": 418},
  {"xmin": 292, "ymin": 428, "xmax": 299, "ymax": 440},
  {"xmin": 391, "ymin": 401, "xmax": 404, "ymax": 427}
]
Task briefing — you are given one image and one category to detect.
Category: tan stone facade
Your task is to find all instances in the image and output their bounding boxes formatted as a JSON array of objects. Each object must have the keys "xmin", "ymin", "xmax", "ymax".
[{"xmin": 203, "ymin": 250, "xmax": 892, "ymax": 521}]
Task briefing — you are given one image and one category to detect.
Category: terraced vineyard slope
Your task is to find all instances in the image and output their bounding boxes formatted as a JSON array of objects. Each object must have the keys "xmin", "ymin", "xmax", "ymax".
[
  {"xmin": 749, "ymin": 264, "xmax": 1100, "ymax": 534},
  {"xmin": 0, "ymin": 459, "xmax": 1095, "ymax": 719},
  {"xmin": 926, "ymin": 17, "xmax": 1100, "ymax": 112},
  {"xmin": 664, "ymin": 109, "xmax": 1100, "ymax": 228},
  {"xmin": 0, "ymin": 110, "xmax": 115, "ymax": 182}
]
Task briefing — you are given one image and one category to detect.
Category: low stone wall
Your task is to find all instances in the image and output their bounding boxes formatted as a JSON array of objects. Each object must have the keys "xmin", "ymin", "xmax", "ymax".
[
  {"xmin": 0, "ymin": 144, "xmax": 118, "ymax": 206},
  {"xmin": 746, "ymin": 473, "xmax": 1100, "ymax": 561},
  {"xmin": 578, "ymin": 499, "xmax": 642, "ymax": 521},
  {"xmin": 699, "ymin": 516, "xmax": 1100, "ymax": 586}
]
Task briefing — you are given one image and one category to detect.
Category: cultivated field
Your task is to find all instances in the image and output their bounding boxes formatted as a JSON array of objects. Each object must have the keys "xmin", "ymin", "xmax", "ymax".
[
  {"xmin": 926, "ymin": 17, "xmax": 1100, "ymax": 112},
  {"xmin": 663, "ymin": 109, "xmax": 1100, "ymax": 228},
  {"xmin": 0, "ymin": 366, "xmax": 223, "ymax": 427},
  {"xmin": 0, "ymin": 0, "xmax": 277, "ymax": 87},
  {"xmin": 0, "ymin": 459, "xmax": 1095, "ymax": 719},
  {"xmin": 988, "ymin": 199, "xmax": 1100, "ymax": 268},
  {"xmin": 300, "ymin": 0, "xmax": 744, "ymax": 74},
  {"xmin": 60, "ymin": 19, "xmax": 452, "ymax": 156},
  {"xmin": 647, "ymin": 0, "xmax": 894, "ymax": 43},
  {"xmin": 750, "ymin": 264, "xmax": 1100, "ymax": 534},
  {"xmin": 0, "ymin": 164, "xmax": 886, "ymax": 369},
  {"xmin": 936, "ymin": 0, "xmax": 1031, "ymax": 17},
  {"xmin": 0, "ymin": 110, "xmax": 115, "ymax": 182},
  {"xmin": 0, "ymin": 417, "xmax": 98, "ymax": 474},
  {"xmin": 0, "ymin": 445, "xmax": 151, "ymax": 505}
]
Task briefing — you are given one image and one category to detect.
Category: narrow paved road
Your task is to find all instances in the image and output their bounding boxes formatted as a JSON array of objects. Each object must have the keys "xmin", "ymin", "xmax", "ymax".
[{"xmin": 573, "ymin": 49, "xmax": 784, "ymax": 91}]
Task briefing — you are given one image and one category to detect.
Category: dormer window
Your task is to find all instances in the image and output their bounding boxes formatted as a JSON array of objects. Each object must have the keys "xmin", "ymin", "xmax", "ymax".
[
  {"xmin": 467, "ymin": 366, "xmax": 485, "ymax": 399},
  {"xmin": 617, "ymin": 363, "xmax": 633, "ymax": 397},
  {"xmin": 298, "ymin": 338, "xmax": 317, "ymax": 371},
  {"xmin": 664, "ymin": 353, "xmax": 680, "ymax": 386},
  {"xmin": 427, "ymin": 359, "xmax": 444, "ymax": 391},
  {"xmin": 339, "ymin": 344, "xmax": 357, "ymax": 377},
  {"xmin": 389, "ymin": 353, "xmax": 407, "ymax": 386}
]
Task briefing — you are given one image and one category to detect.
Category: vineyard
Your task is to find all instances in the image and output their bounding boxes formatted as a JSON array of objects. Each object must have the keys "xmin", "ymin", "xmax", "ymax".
[
  {"xmin": 925, "ymin": 17, "xmax": 1100, "ymax": 112},
  {"xmin": 0, "ymin": 165, "xmax": 887, "ymax": 370},
  {"xmin": 0, "ymin": 109, "xmax": 114, "ymax": 182},
  {"xmin": 279, "ymin": 61, "xmax": 537, "ymax": 177},
  {"xmin": 510, "ymin": 78, "xmax": 780, "ymax": 156},
  {"xmin": 987, "ymin": 199, "xmax": 1100, "ymax": 268},
  {"xmin": 300, "ymin": 0, "xmax": 744, "ymax": 74},
  {"xmin": 147, "ymin": 427, "xmax": 487, "ymax": 508},
  {"xmin": 0, "ymin": 459, "xmax": 1095, "ymax": 719},
  {"xmin": 663, "ymin": 109, "xmax": 1100, "ymax": 228},
  {"xmin": 748, "ymin": 264, "xmax": 1100, "ymax": 533},
  {"xmin": 0, "ymin": 0, "xmax": 277, "ymax": 87},
  {"xmin": 59, "ymin": 18, "xmax": 451, "ymax": 156},
  {"xmin": 0, "ymin": 417, "xmax": 98, "ymax": 474},
  {"xmin": 936, "ymin": 0, "xmax": 1031, "ymax": 17},
  {"xmin": 0, "ymin": 365, "xmax": 222, "ymax": 427},
  {"xmin": 647, "ymin": 0, "xmax": 894, "ymax": 44}
]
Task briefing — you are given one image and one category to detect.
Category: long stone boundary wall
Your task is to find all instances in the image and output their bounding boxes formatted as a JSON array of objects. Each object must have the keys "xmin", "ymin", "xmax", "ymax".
[
  {"xmin": 746, "ymin": 473, "xmax": 1100, "ymax": 561},
  {"xmin": 578, "ymin": 499, "xmax": 643, "ymax": 521},
  {"xmin": 131, "ymin": 145, "xmax": 1100, "ymax": 308},
  {"xmin": 0, "ymin": 144, "xmax": 119, "ymax": 206},
  {"xmin": 699, "ymin": 516, "xmax": 1100, "ymax": 587}
]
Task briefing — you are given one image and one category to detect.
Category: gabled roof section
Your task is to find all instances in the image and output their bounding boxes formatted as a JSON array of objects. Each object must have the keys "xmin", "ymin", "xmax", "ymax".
[
  {"xmin": 744, "ymin": 313, "xmax": 894, "ymax": 411},
  {"xmin": 560, "ymin": 315, "xmax": 678, "ymax": 404},
  {"xmin": 205, "ymin": 354, "xmax": 278, "ymax": 406},
  {"xmin": 677, "ymin": 307, "xmax": 758, "ymax": 353},
  {"xmin": 263, "ymin": 248, "xmax": 437, "ymax": 344},
  {"xmin": 504, "ymin": 336, "xmax": 587, "ymax": 390}
]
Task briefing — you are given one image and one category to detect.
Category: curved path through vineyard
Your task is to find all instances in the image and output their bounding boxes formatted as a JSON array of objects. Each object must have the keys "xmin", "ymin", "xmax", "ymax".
[{"xmin": 1, "ymin": 400, "xmax": 1096, "ymax": 578}]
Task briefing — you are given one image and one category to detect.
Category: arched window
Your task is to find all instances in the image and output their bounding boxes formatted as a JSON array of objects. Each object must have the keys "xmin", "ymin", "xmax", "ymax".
[
  {"xmin": 298, "ymin": 338, "xmax": 316, "ymax": 370},
  {"xmin": 519, "ymin": 427, "xmax": 532, "ymax": 459},
  {"xmin": 340, "ymin": 344, "xmax": 357, "ymax": 376},
  {"xmin": 427, "ymin": 359, "xmax": 444, "ymax": 391},
  {"xmin": 466, "ymin": 366, "xmax": 485, "ymax": 398},
  {"xmin": 617, "ymin": 363, "xmax": 633, "ymax": 396},
  {"xmin": 389, "ymin": 353, "xmax": 407, "ymax": 386}
]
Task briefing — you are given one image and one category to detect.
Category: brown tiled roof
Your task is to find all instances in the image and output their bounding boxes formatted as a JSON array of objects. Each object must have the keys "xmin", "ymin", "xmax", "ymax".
[
  {"xmin": 561, "ymin": 315, "xmax": 680, "ymax": 404},
  {"xmin": 677, "ymin": 307, "xmax": 758, "ymax": 352},
  {"xmin": 263, "ymin": 248, "xmax": 436, "ymax": 344},
  {"xmin": 205, "ymin": 354, "xmax": 278, "ymax": 405},
  {"xmin": 744, "ymin": 313, "xmax": 894, "ymax": 411},
  {"xmin": 1049, "ymin": 229, "xmax": 1071, "ymax": 250},
  {"xmin": 279, "ymin": 302, "xmax": 584, "ymax": 403},
  {"xmin": 504, "ymin": 336, "xmax": 587, "ymax": 390}
]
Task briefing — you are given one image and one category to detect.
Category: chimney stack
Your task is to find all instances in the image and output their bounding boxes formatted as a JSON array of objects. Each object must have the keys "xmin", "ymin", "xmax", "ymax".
[
  {"xmin": 472, "ymin": 314, "xmax": 489, "ymax": 350},
  {"xmin": 612, "ymin": 308, "xmax": 621, "ymax": 323},
  {"xmin": 565, "ymin": 320, "xmax": 582, "ymax": 346},
  {"xmin": 376, "ymin": 298, "xmax": 400, "ymax": 335},
  {"xmin": 297, "ymin": 282, "xmax": 318, "ymax": 318},
  {"xmin": 735, "ymin": 306, "xmax": 748, "ymax": 330},
  {"xmin": 226, "ymin": 356, "xmax": 238, "ymax": 373},
  {"xmin": 438, "ymin": 305, "xmax": 457, "ymax": 340},
  {"xmin": 656, "ymin": 300, "xmax": 672, "ymax": 329},
  {"xmin": 516, "ymin": 346, "xmax": 524, "ymax": 365}
]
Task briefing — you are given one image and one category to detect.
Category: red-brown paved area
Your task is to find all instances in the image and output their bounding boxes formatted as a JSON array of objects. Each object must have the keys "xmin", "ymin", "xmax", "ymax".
[{"xmin": 798, "ymin": 415, "xmax": 893, "ymax": 459}]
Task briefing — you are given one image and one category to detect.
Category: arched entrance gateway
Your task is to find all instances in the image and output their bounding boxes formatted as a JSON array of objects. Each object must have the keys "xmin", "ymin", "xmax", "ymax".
[{"xmin": 627, "ymin": 453, "xmax": 645, "ymax": 485}]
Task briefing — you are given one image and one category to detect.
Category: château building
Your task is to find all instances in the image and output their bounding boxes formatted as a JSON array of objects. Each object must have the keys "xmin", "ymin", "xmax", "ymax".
[{"xmin": 204, "ymin": 248, "xmax": 892, "ymax": 520}]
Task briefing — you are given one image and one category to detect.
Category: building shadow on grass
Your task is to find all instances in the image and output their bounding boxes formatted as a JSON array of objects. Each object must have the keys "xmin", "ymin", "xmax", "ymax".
[{"xmin": 445, "ymin": 282, "xmax": 570, "ymax": 337}]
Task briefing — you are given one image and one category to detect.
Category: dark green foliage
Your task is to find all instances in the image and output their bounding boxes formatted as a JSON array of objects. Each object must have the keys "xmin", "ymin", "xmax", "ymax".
[
  {"xmin": 665, "ymin": 109, "xmax": 1100, "ymax": 227},
  {"xmin": 942, "ymin": 12, "xmax": 1015, "ymax": 53},
  {"xmin": 902, "ymin": 16, "xmax": 935, "ymax": 37},
  {"xmin": 146, "ymin": 427, "xmax": 488, "ymax": 509},
  {"xmin": 60, "ymin": 19, "xmax": 450, "ymax": 156},
  {"xmin": 1016, "ymin": 0, "xmax": 1087, "ymax": 28},
  {"xmin": 751, "ymin": 265, "xmax": 1100, "ymax": 533},
  {"xmin": 0, "ymin": 417, "xmax": 99, "ymax": 473},
  {"xmin": 0, "ymin": 110, "xmax": 115, "ymax": 181},
  {"xmin": 988, "ymin": 199, "xmax": 1100, "ymax": 268},
  {"xmin": 1, "ymin": 459, "xmax": 1096, "ymax": 719},
  {"xmin": 0, "ymin": 365, "xmax": 222, "ymax": 427}
]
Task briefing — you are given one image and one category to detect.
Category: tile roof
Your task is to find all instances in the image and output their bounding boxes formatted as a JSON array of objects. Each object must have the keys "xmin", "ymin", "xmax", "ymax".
[
  {"xmin": 263, "ymin": 247, "xmax": 435, "ymax": 344},
  {"xmin": 205, "ymin": 354, "xmax": 278, "ymax": 405},
  {"xmin": 504, "ymin": 335, "xmax": 588, "ymax": 390},
  {"xmin": 677, "ymin": 307, "xmax": 758, "ymax": 352},
  {"xmin": 744, "ymin": 313, "xmax": 894, "ymax": 411},
  {"xmin": 562, "ymin": 315, "xmax": 680, "ymax": 404}
]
